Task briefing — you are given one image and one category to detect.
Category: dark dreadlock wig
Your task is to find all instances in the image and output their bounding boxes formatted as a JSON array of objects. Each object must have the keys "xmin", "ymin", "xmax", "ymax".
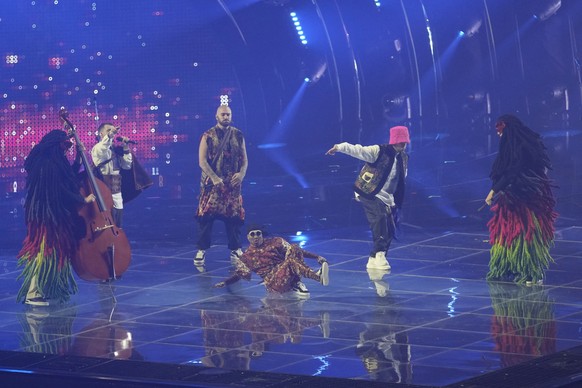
[
  {"xmin": 490, "ymin": 114, "xmax": 553, "ymax": 201},
  {"xmin": 24, "ymin": 130, "xmax": 81, "ymax": 224},
  {"xmin": 20, "ymin": 130, "xmax": 83, "ymax": 263}
]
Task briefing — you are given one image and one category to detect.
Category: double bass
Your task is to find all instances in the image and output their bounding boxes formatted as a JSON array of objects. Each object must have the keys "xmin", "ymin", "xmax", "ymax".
[{"xmin": 59, "ymin": 108, "xmax": 131, "ymax": 281}]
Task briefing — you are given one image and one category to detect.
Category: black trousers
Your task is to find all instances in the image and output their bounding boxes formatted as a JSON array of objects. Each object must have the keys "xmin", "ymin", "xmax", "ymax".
[
  {"xmin": 359, "ymin": 196, "xmax": 396, "ymax": 256},
  {"xmin": 112, "ymin": 208, "xmax": 123, "ymax": 228},
  {"xmin": 197, "ymin": 217, "xmax": 242, "ymax": 251}
]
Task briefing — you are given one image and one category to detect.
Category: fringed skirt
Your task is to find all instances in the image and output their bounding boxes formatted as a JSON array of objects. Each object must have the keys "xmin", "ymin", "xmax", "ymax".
[
  {"xmin": 487, "ymin": 193, "xmax": 557, "ymax": 284},
  {"xmin": 17, "ymin": 226, "xmax": 78, "ymax": 303}
]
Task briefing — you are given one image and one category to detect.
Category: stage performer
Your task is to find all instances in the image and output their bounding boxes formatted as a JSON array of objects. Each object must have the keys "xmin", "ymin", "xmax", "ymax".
[
  {"xmin": 214, "ymin": 225, "xmax": 329, "ymax": 298},
  {"xmin": 326, "ymin": 126, "xmax": 410, "ymax": 271},
  {"xmin": 195, "ymin": 105, "xmax": 248, "ymax": 267},
  {"xmin": 485, "ymin": 114, "xmax": 558, "ymax": 286},
  {"xmin": 17, "ymin": 130, "xmax": 96, "ymax": 306},
  {"xmin": 91, "ymin": 123, "xmax": 133, "ymax": 228}
]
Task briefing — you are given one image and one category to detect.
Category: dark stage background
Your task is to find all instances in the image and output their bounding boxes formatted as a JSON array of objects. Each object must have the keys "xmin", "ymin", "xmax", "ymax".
[{"xmin": 1, "ymin": 0, "xmax": 581, "ymax": 248}]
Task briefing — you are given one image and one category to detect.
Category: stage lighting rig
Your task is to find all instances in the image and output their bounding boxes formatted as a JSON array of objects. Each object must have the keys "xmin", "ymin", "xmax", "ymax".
[
  {"xmin": 533, "ymin": 0, "xmax": 561, "ymax": 21},
  {"xmin": 462, "ymin": 19, "xmax": 482, "ymax": 38},
  {"xmin": 290, "ymin": 11, "xmax": 308, "ymax": 45}
]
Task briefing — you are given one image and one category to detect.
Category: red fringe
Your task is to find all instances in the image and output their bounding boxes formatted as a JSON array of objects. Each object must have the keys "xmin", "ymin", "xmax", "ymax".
[
  {"xmin": 18, "ymin": 222, "xmax": 75, "ymax": 270},
  {"xmin": 488, "ymin": 194, "xmax": 557, "ymax": 248}
]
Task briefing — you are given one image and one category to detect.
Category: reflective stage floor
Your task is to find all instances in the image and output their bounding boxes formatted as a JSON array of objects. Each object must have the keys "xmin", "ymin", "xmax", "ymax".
[{"xmin": 1, "ymin": 225, "xmax": 582, "ymax": 387}]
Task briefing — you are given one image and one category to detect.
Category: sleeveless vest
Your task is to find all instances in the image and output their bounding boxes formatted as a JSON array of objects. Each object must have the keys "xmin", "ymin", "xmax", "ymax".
[{"xmin": 354, "ymin": 145, "xmax": 408, "ymax": 206}]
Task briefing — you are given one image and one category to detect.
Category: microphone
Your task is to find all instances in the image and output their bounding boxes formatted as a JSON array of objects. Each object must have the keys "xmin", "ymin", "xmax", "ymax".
[{"xmin": 116, "ymin": 136, "xmax": 137, "ymax": 144}]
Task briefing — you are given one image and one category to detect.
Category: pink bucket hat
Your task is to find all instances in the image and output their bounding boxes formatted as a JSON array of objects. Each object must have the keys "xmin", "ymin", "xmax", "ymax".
[{"xmin": 389, "ymin": 125, "xmax": 410, "ymax": 145}]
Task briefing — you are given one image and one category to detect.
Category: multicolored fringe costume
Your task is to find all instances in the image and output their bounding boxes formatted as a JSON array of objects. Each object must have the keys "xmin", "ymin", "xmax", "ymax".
[
  {"xmin": 488, "ymin": 282, "xmax": 556, "ymax": 367},
  {"xmin": 17, "ymin": 130, "xmax": 85, "ymax": 304},
  {"xmin": 487, "ymin": 115, "xmax": 558, "ymax": 284}
]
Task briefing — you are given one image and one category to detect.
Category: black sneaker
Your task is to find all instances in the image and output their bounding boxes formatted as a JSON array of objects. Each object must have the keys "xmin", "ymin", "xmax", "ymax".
[{"xmin": 291, "ymin": 281, "xmax": 310, "ymax": 298}]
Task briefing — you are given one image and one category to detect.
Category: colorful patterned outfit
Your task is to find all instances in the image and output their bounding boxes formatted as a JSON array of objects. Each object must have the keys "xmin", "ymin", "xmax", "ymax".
[
  {"xmin": 487, "ymin": 115, "xmax": 558, "ymax": 284},
  {"xmin": 222, "ymin": 237, "xmax": 321, "ymax": 293},
  {"xmin": 196, "ymin": 125, "xmax": 245, "ymax": 250},
  {"xmin": 17, "ymin": 130, "xmax": 86, "ymax": 304}
]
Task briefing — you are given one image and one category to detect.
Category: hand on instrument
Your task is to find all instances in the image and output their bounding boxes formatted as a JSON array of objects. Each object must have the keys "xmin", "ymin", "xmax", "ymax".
[
  {"xmin": 325, "ymin": 145, "xmax": 339, "ymax": 155},
  {"xmin": 84, "ymin": 194, "xmax": 96, "ymax": 203},
  {"xmin": 317, "ymin": 256, "xmax": 327, "ymax": 264}
]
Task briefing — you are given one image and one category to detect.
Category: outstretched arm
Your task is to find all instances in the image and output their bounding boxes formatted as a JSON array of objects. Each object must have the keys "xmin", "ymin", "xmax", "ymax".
[
  {"xmin": 214, "ymin": 274, "xmax": 241, "ymax": 288},
  {"xmin": 326, "ymin": 142, "xmax": 379, "ymax": 163},
  {"xmin": 301, "ymin": 248, "xmax": 327, "ymax": 264}
]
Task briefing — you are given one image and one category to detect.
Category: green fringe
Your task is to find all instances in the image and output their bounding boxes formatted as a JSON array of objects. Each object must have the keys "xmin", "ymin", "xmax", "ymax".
[
  {"xmin": 488, "ymin": 282, "xmax": 555, "ymax": 347},
  {"xmin": 487, "ymin": 215, "xmax": 554, "ymax": 284},
  {"xmin": 17, "ymin": 309, "xmax": 75, "ymax": 354},
  {"xmin": 16, "ymin": 238, "xmax": 78, "ymax": 303}
]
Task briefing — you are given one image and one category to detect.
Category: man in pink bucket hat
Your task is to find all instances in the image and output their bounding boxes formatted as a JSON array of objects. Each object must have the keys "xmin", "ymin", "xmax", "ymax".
[{"xmin": 326, "ymin": 125, "xmax": 410, "ymax": 273}]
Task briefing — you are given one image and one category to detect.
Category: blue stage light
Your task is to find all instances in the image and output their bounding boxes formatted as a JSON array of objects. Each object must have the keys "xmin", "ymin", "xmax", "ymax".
[{"xmin": 289, "ymin": 11, "xmax": 308, "ymax": 45}]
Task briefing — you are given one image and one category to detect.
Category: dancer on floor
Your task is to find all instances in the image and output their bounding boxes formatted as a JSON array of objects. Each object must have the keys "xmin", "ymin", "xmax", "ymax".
[
  {"xmin": 196, "ymin": 105, "xmax": 248, "ymax": 267},
  {"xmin": 326, "ymin": 125, "xmax": 410, "ymax": 270},
  {"xmin": 485, "ymin": 114, "xmax": 558, "ymax": 285},
  {"xmin": 17, "ymin": 130, "xmax": 96, "ymax": 306},
  {"xmin": 214, "ymin": 225, "xmax": 329, "ymax": 298}
]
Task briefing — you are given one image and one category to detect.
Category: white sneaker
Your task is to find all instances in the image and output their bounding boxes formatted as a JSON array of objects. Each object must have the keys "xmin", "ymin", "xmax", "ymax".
[
  {"xmin": 316, "ymin": 262, "xmax": 329, "ymax": 286},
  {"xmin": 291, "ymin": 281, "xmax": 310, "ymax": 298},
  {"xmin": 194, "ymin": 250, "xmax": 205, "ymax": 266},
  {"xmin": 366, "ymin": 268, "xmax": 390, "ymax": 281},
  {"xmin": 366, "ymin": 251, "xmax": 390, "ymax": 270}
]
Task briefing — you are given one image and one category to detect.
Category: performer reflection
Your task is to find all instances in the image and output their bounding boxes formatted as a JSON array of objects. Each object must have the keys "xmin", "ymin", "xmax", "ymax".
[
  {"xmin": 200, "ymin": 295, "xmax": 253, "ymax": 370},
  {"xmin": 17, "ymin": 287, "xmax": 141, "ymax": 360},
  {"xmin": 200, "ymin": 294, "xmax": 329, "ymax": 370},
  {"xmin": 367, "ymin": 268, "xmax": 391, "ymax": 297},
  {"xmin": 488, "ymin": 282, "xmax": 556, "ymax": 367},
  {"xmin": 69, "ymin": 284, "xmax": 143, "ymax": 360},
  {"xmin": 18, "ymin": 305, "xmax": 76, "ymax": 354},
  {"xmin": 356, "ymin": 294, "xmax": 412, "ymax": 383}
]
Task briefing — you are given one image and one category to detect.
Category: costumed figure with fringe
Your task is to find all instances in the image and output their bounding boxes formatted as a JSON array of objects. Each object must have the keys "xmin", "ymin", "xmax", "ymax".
[
  {"xmin": 17, "ymin": 130, "xmax": 96, "ymax": 306},
  {"xmin": 485, "ymin": 114, "xmax": 558, "ymax": 285}
]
